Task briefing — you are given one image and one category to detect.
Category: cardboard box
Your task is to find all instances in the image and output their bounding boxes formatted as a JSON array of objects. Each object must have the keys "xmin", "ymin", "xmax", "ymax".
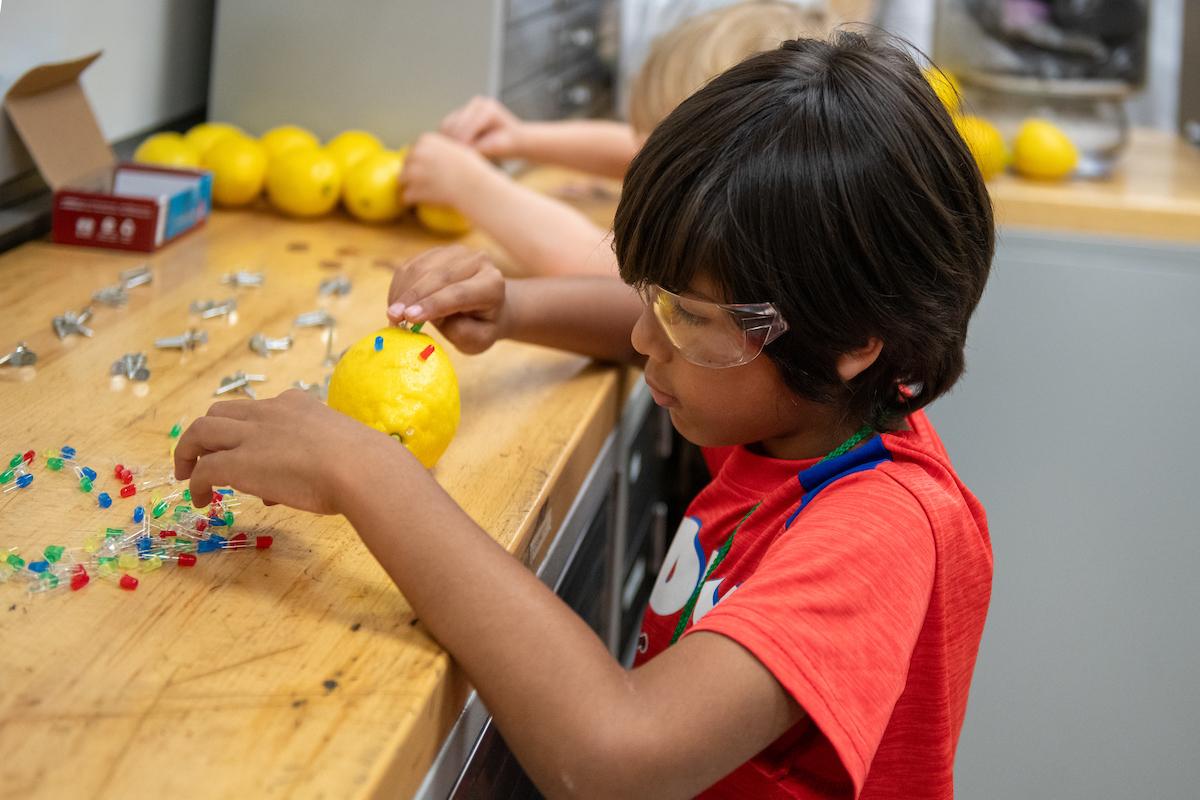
[{"xmin": 3, "ymin": 52, "xmax": 212, "ymax": 252}]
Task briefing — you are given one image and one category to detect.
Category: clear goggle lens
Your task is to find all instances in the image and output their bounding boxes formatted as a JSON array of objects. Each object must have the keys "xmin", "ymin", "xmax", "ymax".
[{"xmin": 639, "ymin": 284, "xmax": 789, "ymax": 369}]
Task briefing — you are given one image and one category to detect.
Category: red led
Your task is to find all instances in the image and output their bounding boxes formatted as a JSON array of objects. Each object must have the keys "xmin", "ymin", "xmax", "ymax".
[
  {"xmin": 211, "ymin": 491, "xmax": 223, "ymax": 504},
  {"xmin": 70, "ymin": 566, "xmax": 90, "ymax": 591},
  {"xmin": 119, "ymin": 484, "xmax": 136, "ymax": 498},
  {"xmin": 118, "ymin": 574, "xmax": 139, "ymax": 591},
  {"xmin": 195, "ymin": 519, "xmax": 208, "ymax": 532},
  {"xmin": 230, "ymin": 532, "xmax": 248, "ymax": 546},
  {"xmin": 419, "ymin": 345, "xmax": 435, "ymax": 361},
  {"xmin": 159, "ymin": 529, "xmax": 177, "ymax": 538},
  {"xmin": 120, "ymin": 469, "xmax": 133, "ymax": 485},
  {"xmin": 255, "ymin": 536, "xmax": 274, "ymax": 550},
  {"xmin": 178, "ymin": 553, "xmax": 197, "ymax": 567},
  {"xmin": 22, "ymin": 450, "xmax": 35, "ymax": 464},
  {"xmin": 113, "ymin": 464, "xmax": 125, "ymax": 478}
]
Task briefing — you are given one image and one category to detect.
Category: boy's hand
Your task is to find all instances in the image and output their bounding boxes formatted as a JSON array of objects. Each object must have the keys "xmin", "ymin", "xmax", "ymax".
[
  {"xmin": 401, "ymin": 132, "xmax": 493, "ymax": 207},
  {"xmin": 174, "ymin": 390, "xmax": 402, "ymax": 515},
  {"xmin": 387, "ymin": 246, "xmax": 509, "ymax": 355},
  {"xmin": 440, "ymin": 96, "xmax": 525, "ymax": 159}
]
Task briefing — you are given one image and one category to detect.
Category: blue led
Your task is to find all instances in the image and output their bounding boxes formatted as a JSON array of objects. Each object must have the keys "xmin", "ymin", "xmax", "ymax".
[
  {"xmin": 217, "ymin": 488, "xmax": 234, "ymax": 496},
  {"xmin": 207, "ymin": 516, "xmax": 227, "ymax": 527},
  {"xmin": 60, "ymin": 446, "xmax": 77, "ymax": 458},
  {"xmin": 132, "ymin": 506, "xmax": 145, "ymax": 524},
  {"xmin": 97, "ymin": 492, "xmax": 112, "ymax": 509},
  {"xmin": 209, "ymin": 534, "xmax": 228, "ymax": 548},
  {"xmin": 15, "ymin": 473, "xmax": 33, "ymax": 489},
  {"xmin": 27, "ymin": 560, "xmax": 49, "ymax": 573},
  {"xmin": 374, "ymin": 335, "xmax": 384, "ymax": 352},
  {"xmin": 197, "ymin": 539, "xmax": 218, "ymax": 554},
  {"xmin": 80, "ymin": 466, "xmax": 97, "ymax": 481}
]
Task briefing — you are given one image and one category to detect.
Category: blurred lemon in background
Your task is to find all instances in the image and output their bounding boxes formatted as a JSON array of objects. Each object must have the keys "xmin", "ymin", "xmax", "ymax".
[
  {"xmin": 1012, "ymin": 119, "xmax": 1079, "ymax": 180},
  {"xmin": 203, "ymin": 135, "xmax": 268, "ymax": 206},
  {"xmin": 133, "ymin": 132, "xmax": 201, "ymax": 169},
  {"xmin": 325, "ymin": 130, "xmax": 384, "ymax": 174},
  {"xmin": 327, "ymin": 327, "xmax": 460, "ymax": 468},
  {"xmin": 343, "ymin": 150, "xmax": 406, "ymax": 222},
  {"xmin": 954, "ymin": 115, "xmax": 1008, "ymax": 180},
  {"xmin": 923, "ymin": 67, "xmax": 962, "ymax": 114},
  {"xmin": 266, "ymin": 149, "xmax": 342, "ymax": 217},
  {"xmin": 260, "ymin": 124, "xmax": 321, "ymax": 162},
  {"xmin": 184, "ymin": 122, "xmax": 244, "ymax": 157},
  {"xmin": 416, "ymin": 204, "xmax": 472, "ymax": 236}
]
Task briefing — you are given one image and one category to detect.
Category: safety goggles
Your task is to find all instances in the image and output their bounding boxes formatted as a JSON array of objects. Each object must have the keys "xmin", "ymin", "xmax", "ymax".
[{"xmin": 637, "ymin": 284, "xmax": 789, "ymax": 369}]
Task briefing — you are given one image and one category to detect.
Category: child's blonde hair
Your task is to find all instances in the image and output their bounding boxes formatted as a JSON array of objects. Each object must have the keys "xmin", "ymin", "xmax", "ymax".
[{"xmin": 629, "ymin": 1, "xmax": 841, "ymax": 135}]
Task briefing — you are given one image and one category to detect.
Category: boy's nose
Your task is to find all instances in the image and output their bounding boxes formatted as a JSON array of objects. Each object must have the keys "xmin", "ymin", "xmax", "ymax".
[{"xmin": 631, "ymin": 305, "xmax": 673, "ymax": 363}]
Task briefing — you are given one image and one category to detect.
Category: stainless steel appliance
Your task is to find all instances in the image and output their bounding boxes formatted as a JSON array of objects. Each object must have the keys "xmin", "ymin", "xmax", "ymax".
[{"xmin": 208, "ymin": 0, "xmax": 616, "ymax": 144}]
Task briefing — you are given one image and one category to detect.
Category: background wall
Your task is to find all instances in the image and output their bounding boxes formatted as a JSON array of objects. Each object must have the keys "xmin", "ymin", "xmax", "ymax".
[{"xmin": 0, "ymin": 0, "xmax": 215, "ymax": 187}]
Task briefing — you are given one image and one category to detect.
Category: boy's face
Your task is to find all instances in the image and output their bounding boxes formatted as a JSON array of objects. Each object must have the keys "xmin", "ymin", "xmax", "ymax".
[{"xmin": 630, "ymin": 274, "xmax": 832, "ymax": 458}]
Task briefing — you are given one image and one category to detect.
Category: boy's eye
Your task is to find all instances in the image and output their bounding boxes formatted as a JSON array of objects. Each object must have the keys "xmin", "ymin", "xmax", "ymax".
[{"xmin": 657, "ymin": 294, "xmax": 709, "ymax": 327}]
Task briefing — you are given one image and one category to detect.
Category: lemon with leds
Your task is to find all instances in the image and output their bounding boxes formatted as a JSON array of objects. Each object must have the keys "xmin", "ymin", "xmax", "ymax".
[
  {"xmin": 954, "ymin": 115, "xmax": 1008, "ymax": 180},
  {"xmin": 133, "ymin": 133, "xmax": 201, "ymax": 168},
  {"xmin": 343, "ymin": 150, "xmax": 407, "ymax": 222},
  {"xmin": 325, "ymin": 130, "xmax": 384, "ymax": 173},
  {"xmin": 417, "ymin": 204, "xmax": 472, "ymax": 236},
  {"xmin": 260, "ymin": 124, "xmax": 321, "ymax": 162},
  {"xmin": 203, "ymin": 136, "xmax": 268, "ymax": 206},
  {"xmin": 184, "ymin": 122, "xmax": 244, "ymax": 157},
  {"xmin": 1012, "ymin": 119, "xmax": 1078, "ymax": 180},
  {"xmin": 266, "ymin": 149, "xmax": 342, "ymax": 217},
  {"xmin": 923, "ymin": 67, "xmax": 962, "ymax": 114},
  {"xmin": 327, "ymin": 327, "xmax": 460, "ymax": 468}
]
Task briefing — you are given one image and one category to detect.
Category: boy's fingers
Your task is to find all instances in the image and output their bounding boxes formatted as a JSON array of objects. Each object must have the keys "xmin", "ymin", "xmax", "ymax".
[
  {"xmin": 205, "ymin": 398, "xmax": 257, "ymax": 421},
  {"xmin": 438, "ymin": 316, "xmax": 497, "ymax": 354},
  {"xmin": 174, "ymin": 416, "xmax": 248, "ymax": 477},
  {"xmin": 187, "ymin": 450, "xmax": 239, "ymax": 509},
  {"xmin": 391, "ymin": 252, "xmax": 483, "ymax": 311}
]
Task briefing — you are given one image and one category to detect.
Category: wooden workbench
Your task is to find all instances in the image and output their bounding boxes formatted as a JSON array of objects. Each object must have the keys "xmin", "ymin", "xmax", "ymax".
[
  {"xmin": 990, "ymin": 128, "xmax": 1200, "ymax": 244},
  {"xmin": 0, "ymin": 172, "xmax": 623, "ymax": 799}
]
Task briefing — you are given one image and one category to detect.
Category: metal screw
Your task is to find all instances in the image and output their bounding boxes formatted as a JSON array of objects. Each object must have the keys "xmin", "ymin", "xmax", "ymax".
[
  {"xmin": 119, "ymin": 264, "xmax": 153, "ymax": 289},
  {"xmin": 52, "ymin": 307, "xmax": 94, "ymax": 339},
  {"xmin": 293, "ymin": 309, "xmax": 335, "ymax": 329},
  {"xmin": 0, "ymin": 342, "xmax": 37, "ymax": 368},
  {"xmin": 249, "ymin": 333, "xmax": 293, "ymax": 357},
  {"xmin": 190, "ymin": 298, "xmax": 238, "ymax": 319},
  {"xmin": 221, "ymin": 270, "xmax": 265, "ymax": 289},
  {"xmin": 155, "ymin": 329, "xmax": 209, "ymax": 351},
  {"xmin": 110, "ymin": 353, "xmax": 150, "ymax": 381},
  {"xmin": 318, "ymin": 275, "xmax": 352, "ymax": 297},
  {"xmin": 92, "ymin": 285, "xmax": 130, "ymax": 307},
  {"xmin": 215, "ymin": 371, "xmax": 267, "ymax": 399}
]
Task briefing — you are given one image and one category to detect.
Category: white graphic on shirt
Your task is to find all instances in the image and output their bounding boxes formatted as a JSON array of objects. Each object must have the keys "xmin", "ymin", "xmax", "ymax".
[
  {"xmin": 649, "ymin": 516, "xmax": 704, "ymax": 616},
  {"xmin": 691, "ymin": 578, "xmax": 738, "ymax": 622}
]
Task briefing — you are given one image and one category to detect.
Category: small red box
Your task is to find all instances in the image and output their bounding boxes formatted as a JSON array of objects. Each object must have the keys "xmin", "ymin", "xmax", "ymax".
[{"xmin": 4, "ymin": 51, "xmax": 213, "ymax": 252}]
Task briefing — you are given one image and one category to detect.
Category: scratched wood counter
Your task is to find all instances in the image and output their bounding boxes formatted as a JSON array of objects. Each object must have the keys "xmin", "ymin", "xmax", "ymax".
[{"xmin": 0, "ymin": 169, "xmax": 623, "ymax": 799}]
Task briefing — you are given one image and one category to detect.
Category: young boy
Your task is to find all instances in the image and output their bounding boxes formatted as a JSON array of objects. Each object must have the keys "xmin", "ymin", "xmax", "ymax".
[
  {"xmin": 180, "ymin": 32, "xmax": 993, "ymax": 798},
  {"xmin": 401, "ymin": 0, "xmax": 834, "ymax": 277}
]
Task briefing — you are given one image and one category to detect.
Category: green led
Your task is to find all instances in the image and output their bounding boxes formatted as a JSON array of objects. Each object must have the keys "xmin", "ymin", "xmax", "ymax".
[
  {"xmin": 6, "ymin": 553, "xmax": 25, "ymax": 570},
  {"xmin": 43, "ymin": 545, "xmax": 65, "ymax": 563},
  {"xmin": 97, "ymin": 556, "xmax": 116, "ymax": 566},
  {"xmin": 8, "ymin": 454, "xmax": 21, "ymax": 469},
  {"xmin": 182, "ymin": 489, "xmax": 191, "ymax": 503},
  {"xmin": 47, "ymin": 456, "xmax": 64, "ymax": 471},
  {"xmin": 105, "ymin": 527, "xmax": 123, "ymax": 538},
  {"xmin": 173, "ymin": 504, "xmax": 191, "ymax": 519},
  {"xmin": 169, "ymin": 422, "xmax": 183, "ymax": 438},
  {"xmin": 223, "ymin": 511, "xmax": 234, "ymax": 526},
  {"xmin": 0, "ymin": 469, "xmax": 13, "ymax": 485},
  {"xmin": 152, "ymin": 500, "xmax": 169, "ymax": 518},
  {"xmin": 80, "ymin": 477, "xmax": 93, "ymax": 493},
  {"xmin": 42, "ymin": 573, "xmax": 59, "ymax": 589}
]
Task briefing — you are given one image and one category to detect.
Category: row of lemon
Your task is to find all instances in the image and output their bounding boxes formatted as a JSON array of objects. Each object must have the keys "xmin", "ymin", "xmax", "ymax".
[
  {"xmin": 133, "ymin": 123, "xmax": 470, "ymax": 234},
  {"xmin": 925, "ymin": 69, "xmax": 1080, "ymax": 182}
]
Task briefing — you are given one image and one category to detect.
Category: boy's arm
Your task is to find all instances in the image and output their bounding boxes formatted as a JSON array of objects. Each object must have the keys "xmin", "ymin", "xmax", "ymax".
[
  {"xmin": 175, "ymin": 396, "xmax": 803, "ymax": 800},
  {"xmin": 440, "ymin": 96, "xmax": 639, "ymax": 179},
  {"xmin": 385, "ymin": 246, "xmax": 642, "ymax": 364},
  {"xmin": 403, "ymin": 133, "xmax": 618, "ymax": 277}
]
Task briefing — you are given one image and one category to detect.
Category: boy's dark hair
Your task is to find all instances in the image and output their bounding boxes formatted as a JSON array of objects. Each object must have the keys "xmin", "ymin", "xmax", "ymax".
[{"xmin": 614, "ymin": 32, "xmax": 995, "ymax": 430}]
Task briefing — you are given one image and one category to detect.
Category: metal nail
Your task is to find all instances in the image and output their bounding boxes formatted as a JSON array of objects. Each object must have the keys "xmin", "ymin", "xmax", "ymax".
[
  {"xmin": 92, "ymin": 285, "xmax": 130, "ymax": 307},
  {"xmin": 215, "ymin": 371, "xmax": 266, "ymax": 398},
  {"xmin": 0, "ymin": 342, "xmax": 37, "ymax": 368},
  {"xmin": 294, "ymin": 309, "xmax": 335, "ymax": 328},
  {"xmin": 111, "ymin": 352, "xmax": 150, "ymax": 381},
  {"xmin": 155, "ymin": 329, "xmax": 208, "ymax": 351},
  {"xmin": 249, "ymin": 333, "xmax": 293, "ymax": 358},
  {"xmin": 220, "ymin": 270, "xmax": 265, "ymax": 289},
  {"xmin": 318, "ymin": 275, "xmax": 352, "ymax": 297},
  {"xmin": 119, "ymin": 265, "xmax": 153, "ymax": 289}
]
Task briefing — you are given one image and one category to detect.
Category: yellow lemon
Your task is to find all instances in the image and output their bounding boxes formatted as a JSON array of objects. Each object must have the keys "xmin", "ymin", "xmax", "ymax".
[
  {"xmin": 133, "ymin": 132, "xmax": 201, "ymax": 169},
  {"xmin": 954, "ymin": 115, "xmax": 1008, "ymax": 180},
  {"xmin": 327, "ymin": 327, "xmax": 460, "ymax": 468},
  {"xmin": 1012, "ymin": 118, "xmax": 1079, "ymax": 180},
  {"xmin": 343, "ymin": 150, "xmax": 406, "ymax": 223},
  {"xmin": 184, "ymin": 122, "xmax": 244, "ymax": 157},
  {"xmin": 924, "ymin": 67, "xmax": 962, "ymax": 114},
  {"xmin": 260, "ymin": 125, "xmax": 321, "ymax": 162},
  {"xmin": 202, "ymin": 136, "xmax": 268, "ymax": 206},
  {"xmin": 266, "ymin": 149, "xmax": 342, "ymax": 217},
  {"xmin": 325, "ymin": 130, "xmax": 384, "ymax": 174},
  {"xmin": 417, "ymin": 204, "xmax": 472, "ymax": 236}
]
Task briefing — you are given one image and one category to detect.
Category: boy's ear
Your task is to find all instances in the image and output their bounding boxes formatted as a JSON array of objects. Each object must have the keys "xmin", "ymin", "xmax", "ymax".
[{"xmin": 836, "ymin": 337, "xmax": 883, "ymax": 383}]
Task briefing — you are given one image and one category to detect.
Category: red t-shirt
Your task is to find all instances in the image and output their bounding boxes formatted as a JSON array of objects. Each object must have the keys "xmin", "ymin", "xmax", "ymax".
[{"xmin": 632, "ymin": 410, "xmax": 992, "ymax": 798}]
